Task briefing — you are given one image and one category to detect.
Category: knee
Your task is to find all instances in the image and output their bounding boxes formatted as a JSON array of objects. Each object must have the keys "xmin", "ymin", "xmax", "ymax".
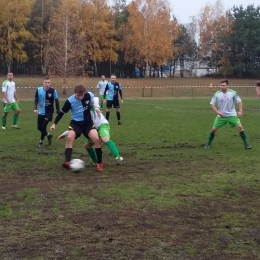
[
  {"xmin": 85, "ymin": 142, "xmax": 93, "ymax": 149},
  {"xmin": 237, "ymin": 125, "xmax": 244, "ymax": 131},
  {"xmin": 15, "ymin": 110, "xmax": 20, "ymax": 115},
  {"xmin": 102, "ymin": 137, "xmax": 109, "ymax": 143},
  {"xmin": 211, "ymin": 128, "xmax": 217, "ymax": 133}
]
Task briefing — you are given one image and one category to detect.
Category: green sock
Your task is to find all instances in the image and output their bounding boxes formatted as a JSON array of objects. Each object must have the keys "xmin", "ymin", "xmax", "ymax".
[
  {"xmin": 86, "ymin": 147, "xmax": 98, "ymax": 163},
  {"xmin": 13, "ymin": 114, "xmax": 18, "ymax": 125},
  {"xmin": 239, "ymin": 131, "xmax": 248, "ymax": 146},
  {"xmin": 2, "ymin": 115, "xmax": 6, "ymax": 127},
  {"xmin": 105, "ymin": 140, "xmax": 120, "ymax": 158},
  {"xmin": 207, "ymin": 132, "xmax": 215, "ymax": 145}
]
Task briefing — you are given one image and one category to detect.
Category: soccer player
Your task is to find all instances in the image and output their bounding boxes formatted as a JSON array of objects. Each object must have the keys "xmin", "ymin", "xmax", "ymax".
[
  {"xmin": 57, "ymin": 96, "xmax": 124, "ymax": 165},
  {"xmin": 50, "ymin": 84, "xmax": 103, "ymax": 171},
  {"xmin": 205, "ymin": 79, "xmax": 252, "ymax": 149},
  {"xmin": 256, "ymin": 81, "xmax": 260, "ymax": 97},
  {"xmin": 34, "ymin": 76, "xmax": 60, "ymax": 147},
  {"xmin": 103, "ymin": 74, "xmax": 123, "ymax": 125},
  {"xmin": 96, "ymin": 75, "xmax": 108, "ymax": 111},
  {"xmin": 2, "ymin": 72, "xmax": 20, "ymax": 130}
]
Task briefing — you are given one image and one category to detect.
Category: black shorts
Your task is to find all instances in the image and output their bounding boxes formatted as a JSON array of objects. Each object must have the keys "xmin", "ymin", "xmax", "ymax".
[
  {"xmin": 107, "ymin": 100, "xmax": 120, "ymax": 109},
  {"xmin": 68, "ymin": 120, "xmax": 96, "ymax": 139},
  {"xmin": 37, "ymin": 114, "xmax": 52, "ymax": 128}
]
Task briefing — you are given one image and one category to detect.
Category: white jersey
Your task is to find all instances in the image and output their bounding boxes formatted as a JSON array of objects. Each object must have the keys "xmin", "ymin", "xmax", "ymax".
[
  {"xmin": 210, "ymin": 89, "xmax": 241, "ymax": 117},
  {"xmin": 90, "ymin": 97, "xmax": 108, "ymax": 128},
  {"xmin": 96, "ymin": 80, "xmax": 108, "ymax": 95},
  {"xmin": 2, "ymin": 80, "xmax": 16, "ymax": 103}
]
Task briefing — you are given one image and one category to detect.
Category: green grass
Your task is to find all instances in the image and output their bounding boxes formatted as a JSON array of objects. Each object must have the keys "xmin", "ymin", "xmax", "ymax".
[{"xmin": 1, "ymin": 98, "xmax": 260, "ymax": 259}]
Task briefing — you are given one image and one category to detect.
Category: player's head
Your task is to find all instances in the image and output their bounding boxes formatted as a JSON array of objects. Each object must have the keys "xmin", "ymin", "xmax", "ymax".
[
  {"xmin": 256, "ymin": 81, "xmax": 260, "ymax": 87},
  {"xmin": 220, "ymin": 79, "xmax": 229, "ymax": 92},
  {"xmin": 111, "ymin": 74, "xmax": 116, "ymax": 83},
  {"xmin": 43, "ymin": 76, "xmax": 51, "ymax": 90},
  {"xmin": 101, "ymin": 75, "xmax": 105, "ymax": 81},
  {"xmin": 74, "ymin": 84, "xmax": 86, "ymax": 100},
  {"xmin": 7, "ymin": 72, "xmax": 13, "ymax": 81}
]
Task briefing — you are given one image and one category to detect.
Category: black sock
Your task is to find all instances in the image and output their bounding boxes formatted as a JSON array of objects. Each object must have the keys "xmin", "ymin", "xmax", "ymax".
[
  {"xmin": 106, "ymin": 112, "xmax": 110, "ymax": 121},
  {"xmin": 65, "ymin": 148, "xmax": 73, "ymax": 162},
  {"xmin": 95, "ymin": 148, "xmax": 102, "ymax": 163},
  {"xmin": 41, "ymin": 132, "xmax": 46, "ymax": 141},
  {"xmin": 116, "ymin": 112, "xmax": 121, "ymax": 121}
]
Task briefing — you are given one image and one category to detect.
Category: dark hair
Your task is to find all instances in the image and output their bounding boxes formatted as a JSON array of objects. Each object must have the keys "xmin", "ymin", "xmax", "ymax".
[
  {"xmin": 220, "ymin": 79, "xmax": 229, "ymax": 85},
  {"xmin": 256, "ymin": 81, "xmax": 260, "ymax": 87},
  {"xmin": 74, "ymin": 84, "xmax": 86, "ymax": 94},
  {"xmin": 43, "ymin": 76, "xmax": 50, "ymax": 81},
  {"xmin": 111, "ymin": 74, "xmax": 116, "ymax": 77}
]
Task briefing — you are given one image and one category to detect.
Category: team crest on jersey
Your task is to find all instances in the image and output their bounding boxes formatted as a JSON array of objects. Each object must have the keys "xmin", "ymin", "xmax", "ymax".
[
  {"xmin": 85, "ymin": 100, "xmax": 89, "ymax": 105},
  {"xmin": 48, "ymin": 93, "xmax": 52, "ymax": 98}
]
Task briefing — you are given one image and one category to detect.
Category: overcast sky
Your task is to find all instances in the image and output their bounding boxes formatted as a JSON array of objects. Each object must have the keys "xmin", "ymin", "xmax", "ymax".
[{"xmin": 171, "ymin": 0, "xmax": 260, "ymax": 24}]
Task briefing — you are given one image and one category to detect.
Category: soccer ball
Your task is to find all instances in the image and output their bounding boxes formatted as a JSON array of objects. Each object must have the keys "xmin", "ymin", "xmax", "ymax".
[{"xmin": 69, "ymin": 159, "xmax": 85, "ymax": 172}]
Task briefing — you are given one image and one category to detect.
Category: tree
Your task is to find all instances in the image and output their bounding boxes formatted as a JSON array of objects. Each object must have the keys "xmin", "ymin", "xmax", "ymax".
[{"xmin": 0, "ymin": 0, "xmax": 34, "ymax": 72}]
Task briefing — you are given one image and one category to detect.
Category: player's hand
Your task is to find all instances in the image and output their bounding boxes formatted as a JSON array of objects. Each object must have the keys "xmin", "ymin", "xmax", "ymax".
[
  {"xmin": 121, "ymin": 99, "xmax": 123, "ymax": 104},
  {"xmin": 217, "ymin": 112, "xmax": 224, "ymax": 117},
  {"xmin": 50, "ymin": 124, "xmax": 56, "ymax": 131},
  {"xmin": 237, "ymin": 111, "xmax": 243, "ymax": 118},
  {"xmin": 34, "ymin": 110, "xmax": 38, "ymax": 114},
  {"xmin": 7, "ymin": 101, "xmax": 11, "ymax": 105},
  {"xmin": 58, "ymin": 134, "xmax": 65, "ymax": 140}
]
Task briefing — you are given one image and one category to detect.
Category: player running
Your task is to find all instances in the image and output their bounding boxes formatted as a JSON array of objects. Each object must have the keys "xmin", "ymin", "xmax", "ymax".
[
  {"xmin": 96, "ymin": 75, "xmax": 108, "ymax": 111},
  {"xmin": 205, "ymin": 79, "xmax": 252, "ymax": 149},
  {"xmin": 58, "ymin": 96, "xmax": 123, "ymax": 166}
]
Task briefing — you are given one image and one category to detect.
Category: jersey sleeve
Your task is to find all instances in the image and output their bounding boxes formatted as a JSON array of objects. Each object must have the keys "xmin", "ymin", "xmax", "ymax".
[
  {"xmin": 2, "ymin": 81, "xmax": 7, "ymax": 93},
  {"xmin": 118, "ymin": 83, "xmax": 122, "ymax": 90},
  {"xmin": 35, "ymin": 89, "xmax": 39, "ymax": 100},
  {"xmin": 234, "ymin": 92, "xmax": 241, "ymax": 103},
  {"xmin": 96, "ymin": 82, "xmax": 100, "ymax": 88},
  {"xmin": 60, "ymin": 99, "xmax": 71, "ymax": 113},
  {"xmin": 210, "ymin": 95, "xmax": 216, "ymax": 105},
  {"xmin": 53, "ymin": 89, "xmax": 58, "ymax": 99},
  {"xmin": 92, "ymin": 97, "xmax": 100, "ymax": 109}
]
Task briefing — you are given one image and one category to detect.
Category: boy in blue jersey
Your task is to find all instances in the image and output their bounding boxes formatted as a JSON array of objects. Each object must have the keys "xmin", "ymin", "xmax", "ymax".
[
  {"xmin": 103, "ymin": 74, "xmax": 123, "ymax": 125},
  {"xmin": 50, "ymin": 84, "xmax": 103, "ymax": 172},
  {"xmin": 34, "ymin": 76, "xmax": 60, "ymax": 147}
]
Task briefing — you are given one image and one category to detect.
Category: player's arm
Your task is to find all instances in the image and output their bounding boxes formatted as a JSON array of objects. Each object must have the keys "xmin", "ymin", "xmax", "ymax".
[
  {"xmin": 119, "ymin": 83, "xmax": 123, "ymax": 103},
  {"xmin": 2, "ymin": 85, "xmax": 10, "ymax": 104},
  {"xmin": 14, "ymin": 91, "xmax": 19, "ymax": 103},
  {"xmin": 54, "ymin": 90, "xmax": 60, "ymax": 114},
  {"xmin": 50, "ymin": 100, "xmax": 71, "ymax": 130},
  {"xmin": 235, "ymin": 93, "xmax": 243, "ymax": 117},
  {"xmin": 96, "ymin": 83, "xmax": 100, "ymax": 97},
  {"xmin": 210, "ymin": 96, "xmax": 223, "ymax": 117},
  {"xmin": 92, "ymin": 96, "xmax": 102, "ymax": 118},
  {"xmin": 34, "ymin": 89, "xmax": 39, "ymax": 113},
  {"xmin": 103, "ymin": 84, "xmax": 108, "ymax": 100},
  {"xmin": 256, "ymin": 86, "xmax": 260, "ymax": 98}
]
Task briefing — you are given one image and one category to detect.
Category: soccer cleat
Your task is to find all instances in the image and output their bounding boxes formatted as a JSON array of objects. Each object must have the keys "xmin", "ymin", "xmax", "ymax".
[
  {"xmin": 38, "ymin": 142, "xmax": 43, "ymax": 148},
  {"xmin": 116, "ymin": 157, "xmax": 124, "ymax": 165},
  {"xmin": 2, "ymin": 126, "xmax": 7, "ymax": 130},
  {"xmin": 118, "ymin": 121, "xmax": 122, "ymax": 125},
  {"xmin": 62, "ymin": 161, "xmax": 70, "ymax": 169},
  {"xmin": 85, "ymin": 162, "xmax": 97, "ymax": 167},
  {"xmin": 97, "ymin": 163, "xmax": 103, "ymax": 172},
  {"xmin": 11, "ymin": 125, "xmax": 20, "ymax": 129},
  {"xmin": 47, "ymin": 134, "xmax": 53, "ymax": 146},
  {"xmin": 245, "ymin": 144, "xmax": 252, "ymax": 149},
  {"xmin": 205, "ymin": 145, "xmax": 211, "ymax": 149}
]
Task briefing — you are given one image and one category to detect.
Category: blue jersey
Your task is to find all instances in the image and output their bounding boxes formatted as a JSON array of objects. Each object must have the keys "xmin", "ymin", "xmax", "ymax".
[
  {"xmin": 35, "ymin": 87, "xmax": 58, "ymax": 115},
  {"xmin": 104, "ymin": 82, "xmax": 122, "ymax": 101},
  {"xmin": 60, "ymin": 92, "xmax": 94, "ymax": 122}
]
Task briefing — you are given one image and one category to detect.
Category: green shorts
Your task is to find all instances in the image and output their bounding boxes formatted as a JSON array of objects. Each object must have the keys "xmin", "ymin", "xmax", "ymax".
[
  {"xmin": 4, "ymin": 102, "xmax": 19, "ymax": 113},
  {"xmin": 86, "ymin": 123, "xmax": 110, "ymax": 142},
  {"xmin": 213, "ymin": 116, "xmax": 241, "ymax": 129},
  {"xmin": 99, "ymin": 94, "xmax": 108, "ymax": 100}
]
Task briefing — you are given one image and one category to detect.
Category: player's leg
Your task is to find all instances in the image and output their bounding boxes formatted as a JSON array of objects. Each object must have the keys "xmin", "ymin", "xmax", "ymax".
[
  {"xmin": 230, "ymin": 117, "xmax": 252, "ymax": 149},
  {"xmin": 2, "ymin": 103, "xmax": 11, "ymax": 130},
  {"xmin": 115, "ymin": 101, "xmax": 121, "ymax": 125},
  {"xmin": 99, "ymin": 94, "xmax": 104, "ymax": 111},
  {"xmin": 84, "ymin": 139, "xmax": 98, "ymax": 166},
  {"xmin": 105, "ymin": 101, "xmax": 112, "ymax": 121},
  {"xmin": 11, "ymin": 102, "xmax": 20, "ymax": 129},
  {"xmin": 99, "ymin": 124, "xmax": 123, "ymax": 164},
  {"xmin": 37, "ymin": 115, "xmax": 45, "ymax": 147},
  {"xmin": 87, "ymin": 127, "xmax": 103, "ymax": 171}
]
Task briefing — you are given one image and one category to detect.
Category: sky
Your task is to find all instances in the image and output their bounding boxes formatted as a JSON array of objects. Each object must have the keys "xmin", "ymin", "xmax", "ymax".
[{"xmin": 171, "ymin": 0, "xmax": 260, "ymax": 24}]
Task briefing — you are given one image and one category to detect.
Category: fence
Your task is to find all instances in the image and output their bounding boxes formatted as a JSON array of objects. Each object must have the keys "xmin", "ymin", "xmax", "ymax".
[{"xmin": 16, "ymin": 86, "xmax": 257, "ymax": 100}]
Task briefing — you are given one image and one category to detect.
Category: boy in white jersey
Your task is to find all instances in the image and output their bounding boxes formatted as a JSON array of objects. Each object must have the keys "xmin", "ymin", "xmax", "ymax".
[
  {"xmin": 2, "ymin": 72, "xmax": 20, "ymax": 130},
  {"xmin": 96, "ymin": 75, "xmax": 108, "ymax": 111},
  {"xmin": 58, "ymin": 96, "xmax": 123, "ymax": 165},
  {"xmin": 205, "ymin": 79, "xmax": 251, "ymax": 149}
]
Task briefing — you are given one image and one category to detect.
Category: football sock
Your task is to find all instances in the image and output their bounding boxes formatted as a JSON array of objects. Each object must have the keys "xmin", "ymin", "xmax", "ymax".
[
  {"xmin": 65, "ymin": 148, "xmax": 73, "ymax": 162},
  {"xmin": 2, "ymin": 115, "xmax": 6, "ymax": 127},
  {"xmin": 116, "ymin": 112, "xmax": 121, "ymax": 121},
  {"xmin": 105, "ymin": 140, "xmax": 120, "ymax": 158},
  {"xmin": 13, "ymin": 114, "xmax": 18, "ymax": 125},
  {"xmin": 106, "ymin": 112, "xmax": 110, "ymax": 120},
  {"xmin": 95, "ymin": 147, "xmax": 102, "ymax": 163},
  {"xmin": 239, "ymin": 131, "xmax": 248, "ymax": 146},
  {"xmin": 207, "ymin": 132, "xmax": 215, "ymax": 145},
  {"xmin": 86, "ymin": 147, "xmax": 98, "ymax": 163},
  {"xmin": 41, "ymin": 133, "xmax": 46, "ymax": 141}
]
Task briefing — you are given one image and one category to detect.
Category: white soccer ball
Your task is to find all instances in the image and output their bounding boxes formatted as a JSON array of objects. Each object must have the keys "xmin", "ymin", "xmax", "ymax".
[{"xmin": 69, "ymin": 159, "xmax": 85, "ymax": 172}]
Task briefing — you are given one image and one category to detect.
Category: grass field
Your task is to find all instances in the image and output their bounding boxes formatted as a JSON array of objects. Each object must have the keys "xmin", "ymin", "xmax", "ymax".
[{"xmin": 1, "ymin": 98, "xmax": 260, "ymax": 259}]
